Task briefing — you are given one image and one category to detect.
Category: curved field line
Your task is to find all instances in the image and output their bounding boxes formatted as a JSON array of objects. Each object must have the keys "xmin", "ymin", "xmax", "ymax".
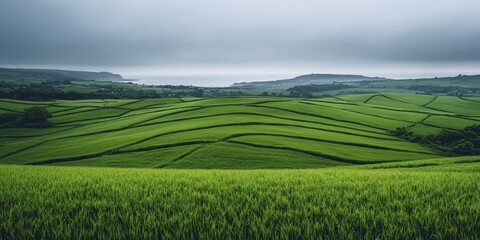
[
  {"xmin": 133, "ymin": 111, "xmax": 391, "ymax": 136},
  {"xmin": 459, "ymin": 96, "xmax": 480, "ymax": 104},
  {"xmin": 55, "ymin": 115, "xmax": 399, "ymax": 147},
  {"xmin": 52, "ymin": 101, "xmax": 270, "ymax": 125},
  {"xmin": 123, "ymin": 100, "xmax": 390, "ymax": 134},
  {"xmin": 52, "ymin": 108, "xmax": 137, "ymax": 124},
  {"xmin": 2, "ymin": 121, "xmax": 394, "ymax": 161},
  {"xmin": 408, "ymin": 115, "xmax": 431, "ymax": 129},
  {"xmin": 299, "ymin": 101, "xmax": 417, "ymax": 124},
  {"xmin": 379, "ymin": 94, "xmax": 411, "ymax": 104},
  {"xmin": 30, "ymin": 141, "xmax": 209, "ymax": 165},
  {"xmin": 0, "ymin": 141, "xmax": 48, "ymax": 159},
  {"xmin": 419, "ymin": 96, "xmax": 457, "ymax": 114},
  {"xmin": 226, "ymin": 140, "xmax": 379, "ymax": 164},
  {"xmin": 3, "ymin": 108, "xmax": 393, "ymax": 146},
  {"xmin": 363, "ymin": 94, "xmax": 380, "ymax": 104},
  {"xmin": 120, "ymin": 121, "xmax": 401, "ymax": 152},
  {"xmin": 127, "ymin": 106, "xmax": 207, "ymax": 128},
  {"xmin": 0, "ymin": 126, "xmax": 81, "ymax": 139},
  {"xmin": 222, "ymin": 132, "xmax": 433, "ymax": 154},
  {"xmin": 154, "ymin": 145, "xmax": 206, "ymax": 168},
  {"xmin": 46, "ymin": 107, "xmax": 79, "ymax": 114},
  {"xmin": 245, "ymin": 104, "xmax": 389, "ymax": 131},
  {"xmin": 115, "ymin": 99, "xmax": 144, "ymax": 107},
  {"xmin": 0, "ymin": 99, "xmax": 51, "ymax": 105},
  {"xmin": 52, "ymin": 106, "xmax": 131, "ymax": 118},
  {"xmin": 55, "ymin": 105, "xmax": 202, "ymax": 127},
  {"xmin": 179, "ymin": 98, "xmax": 206, "ymax": 103},
  {"xmin": 51, "ymin": 107, "xmax": 99, "ymax": 117},
  {"xmin": 23, "ymin": 129, "xmax": 431, "ymax": 166},
  {"xmin": 305, "ymin": 98, "xmax": 480, "ymax": 122},
  {"xmin": 0, "ymin": 107, "xmax": 20, "ymax": 113},
  {"xmin": 422, "ymin": 96, "xmax": 438, "ymax": 107},
  {"xmin": 50, "ymin": 100, "xmax": 191, "ymax": 123}
]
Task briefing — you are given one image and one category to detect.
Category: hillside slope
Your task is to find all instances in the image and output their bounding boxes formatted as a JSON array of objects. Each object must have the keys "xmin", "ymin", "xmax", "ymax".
[
  {"xmin": 232, "ymin": 73, "xmax": 387, "ymax": 89},
  {"xmin": 0, "ymin": 67, "xmax": 124, "ymax": 81},
  {"xmin": 1, "ymin": 94, "xmax": 479, "ymax": 168}
]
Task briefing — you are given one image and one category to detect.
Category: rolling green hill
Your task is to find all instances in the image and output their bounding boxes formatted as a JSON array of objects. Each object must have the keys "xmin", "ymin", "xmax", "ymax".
[
  {"xmin": 1, "ymin": 93, "xmax": 479, "ymax": 168},
  {"xmin": 232, "ymin": 73, "xmax": 387, "ymax": 89},
  {"xmin": 1, "ymin": 93, "xmax": 480, "ymax": 239},
  {"xmin": 0, "ymin": 67, "xmax": 124, "ymax": 82}
]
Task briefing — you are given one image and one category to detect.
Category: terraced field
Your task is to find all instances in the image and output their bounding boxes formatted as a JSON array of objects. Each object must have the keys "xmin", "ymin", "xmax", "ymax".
[{"xmin": 1, "ymin": 94, "xmax": 479, "ymax": 168}]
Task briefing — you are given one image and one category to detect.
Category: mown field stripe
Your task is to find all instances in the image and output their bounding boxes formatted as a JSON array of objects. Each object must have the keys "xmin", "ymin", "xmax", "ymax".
[
  {"xmin": 422, "ymin": 96, "xmax": 438, "ymax": 107},
  {"xmin": 44, "ymin": 104, "xmax": 394, "ymax": 142},
  {"xmin": 154, "ymin": 145, "xmax": 206, "ymax": 168},
  {"xmin": 306, "ymin": 98, "xmax": 480, "ymax": 123},
  {"xmin": 363, "ymin": 94, "xmax": 380, "ymax": 104},
  {"xmin": 247, "ymin": 104, "xmax": 389, "ymax": 131},
  {"xmin": 379, "ymin": 94, "xmax": 411, "ymax": 104},
  {"xmin": 0, "ymin": 141, "xmax": 48, "ymax": 159},
  {"xmin": 115, "ymin": 99, "xmax": 144, "ymax": 107},
  {"xmin": 1, "ymin": 121, "xmax": 360, "ymax": 161},
  {"xmin": 459, "ymin": 96, "xmax": 480, "ymax": 104},
  {"xmin": 134, "ymin": 112, "xmax": 392, "ymax": 137},
  {"xmin": 0, "ymin": 99, "xmax": 51, "ymax": 105},
  {"xmin": 226, "ymin": 140, "xmax": 381, "ymax": 164},
  {"xmin": 32, "ymin": 129, "xmax": 424, "ymax": 166},
  {"xmin": 0, "ymin": 125, "xmax": 81, "ymax": 139},
  {"xmin": 408, "ymin": 115, "xmax": 431, "ymax": 129},
  {"xmin": 299, "ymin": 101, "xmax": 418, "ymax": 124},
  {"xmin": 129, "ymin": 103, "xmax": 386, "ymax": 134},
  {"xmin": 0, "ymin": 107, "xmax": 20, "ymax": 113},
  {"xmin": 223, "ymin": 132, "xmax": 434, "ymax": 154},
  {"xmin": 29, "ymin": 141, "xmax": 209, "ymax": 165}
]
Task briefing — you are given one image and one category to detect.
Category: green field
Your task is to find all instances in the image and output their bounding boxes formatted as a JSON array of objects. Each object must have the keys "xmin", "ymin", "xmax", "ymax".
[
  {"xmin": 1, "ymin": 160, "xmax": 479, "ymax": 239},
  {"xmin": 3, "ymin": 94, "xmax": 480, "ymax": 168},
  {"xmin": 1, "ymin": 93, "xmax": 479, "ymax": 238}
]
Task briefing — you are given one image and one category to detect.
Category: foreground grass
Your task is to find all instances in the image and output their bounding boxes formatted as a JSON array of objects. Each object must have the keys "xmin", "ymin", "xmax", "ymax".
[{"xmin": 1, "ymin": 164, "xmax": 479, "ymax": 239}]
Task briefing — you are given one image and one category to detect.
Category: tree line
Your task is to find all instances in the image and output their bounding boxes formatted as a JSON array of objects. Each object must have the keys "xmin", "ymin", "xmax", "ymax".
[{"xmin": 391, "ymin": 125, "xmax": 480, "ymax": 156}]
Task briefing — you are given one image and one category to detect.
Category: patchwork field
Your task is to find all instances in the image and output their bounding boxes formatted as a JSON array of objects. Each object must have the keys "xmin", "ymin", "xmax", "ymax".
[{"xmin": 2, "ymin": 94, "xmax": 479, "ymax": 168}]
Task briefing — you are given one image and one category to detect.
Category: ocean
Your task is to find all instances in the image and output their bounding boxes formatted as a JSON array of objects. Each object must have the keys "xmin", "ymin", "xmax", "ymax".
[{"xmin": 122, "ymin": 73, "xmax": 296, "ymax": 87}]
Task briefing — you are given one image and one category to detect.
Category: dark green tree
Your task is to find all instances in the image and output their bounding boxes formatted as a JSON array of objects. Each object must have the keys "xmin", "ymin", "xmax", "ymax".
[{"xmin": 21, "ymin": 107, "xmax": 52, "ymax": 127}]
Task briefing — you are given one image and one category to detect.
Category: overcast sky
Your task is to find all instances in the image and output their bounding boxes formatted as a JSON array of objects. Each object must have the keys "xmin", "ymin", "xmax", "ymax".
[{"xmin": 1, "ymin": 0, "xmax": 479, "ymax": 77}]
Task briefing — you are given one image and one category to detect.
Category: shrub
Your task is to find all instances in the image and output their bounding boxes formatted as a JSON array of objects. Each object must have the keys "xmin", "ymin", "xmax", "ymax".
[
  {"xmin": 21, "ymin": 107, "xmax": 52, "ymax": 127},
  {"xmin": 0, "ymin": 112, "xmax": 19, "ymax": 125}
]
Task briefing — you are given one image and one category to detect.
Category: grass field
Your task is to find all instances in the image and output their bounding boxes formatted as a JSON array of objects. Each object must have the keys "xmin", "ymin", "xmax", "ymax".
[
  {"xmin": 1, "ymin": 160, "xmax": 479, "ymax": 239},
  {"xmin": 1, "ymin": 93, "xmax": 479, "ymax": 238}
]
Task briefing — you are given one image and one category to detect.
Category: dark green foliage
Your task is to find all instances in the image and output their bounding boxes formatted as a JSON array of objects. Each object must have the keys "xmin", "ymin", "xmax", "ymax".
[
  {"xmin": 20, "ymin": 107, "xmax": 52, "ymax": 127},
  {"xmin": 190, "ymin": 88, "xmax": 205, "ymax": 97},
  {"xmin": 408, "ymin": 85, "xmax": 480, "ymax": 95},
  {"xmin": 0, "ymin": 107, "xmax": 52, "ymax": 127},
  {"xmin": 390, "ymin": 126, "xmax": 415, "ymax": 141},
  {"xmin": 288, "ymin": 83, "xmax": 351, "ymax": 97},
  {"xmin": 392, "ymin": 125, "xmax": 480, "ymax": 155},
  {"xmin": 0, "ymin": 112, "xmax": 19, "ymax": 124}
]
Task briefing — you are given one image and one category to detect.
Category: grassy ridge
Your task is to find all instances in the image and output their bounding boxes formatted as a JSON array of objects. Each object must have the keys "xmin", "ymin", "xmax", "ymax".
[
  {"xmin": 0, "ymin": 163, "xmax": 479, "ymax": 239},
  {"xmin": 1, "ymin": 94, "xmax": 479, "ymax": 168}
]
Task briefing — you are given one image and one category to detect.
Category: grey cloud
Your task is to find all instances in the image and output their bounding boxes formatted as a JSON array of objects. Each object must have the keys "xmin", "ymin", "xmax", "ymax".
[{"xmin": 1, "ymin": 0, "xmax": 479, "ymax": 70}]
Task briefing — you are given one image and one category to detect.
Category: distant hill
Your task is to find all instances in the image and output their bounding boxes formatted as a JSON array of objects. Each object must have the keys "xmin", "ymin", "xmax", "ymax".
[
  {"xmin": 0, "ymin": 67, "xmax": 124, "ymax": 82},
  {"xmin": 232, "ymin": 74, "xmax": 388, "ymax": 89}
]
